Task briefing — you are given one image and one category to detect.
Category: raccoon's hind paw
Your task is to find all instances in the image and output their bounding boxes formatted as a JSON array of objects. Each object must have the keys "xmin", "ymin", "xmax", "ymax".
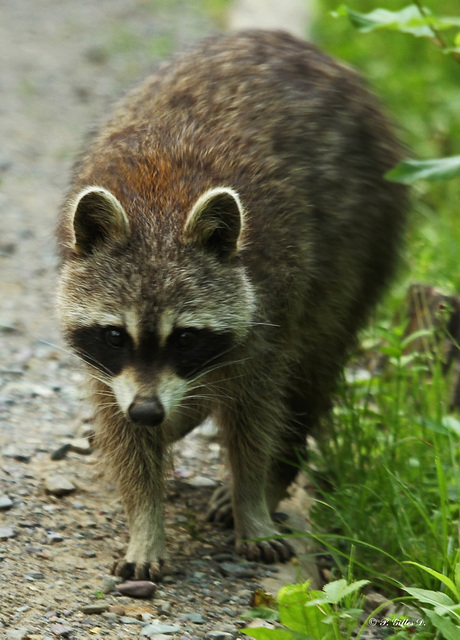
[
  {"xmin": 236, "ymin": 537, "xmax": 295, "ymax": 564},
  {"xmin": 112, "ymin": 557, "xmax": 168, "ymax": 582},
  {"xmin": 206, "ymin": 484, "xmax": 234, "ymax": 527}
]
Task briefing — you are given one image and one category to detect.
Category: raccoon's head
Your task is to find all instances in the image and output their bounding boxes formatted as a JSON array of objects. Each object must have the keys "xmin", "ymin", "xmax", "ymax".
[{"xmin": 57, "ymin": 185, "xmax": 256, "ymax": 428}]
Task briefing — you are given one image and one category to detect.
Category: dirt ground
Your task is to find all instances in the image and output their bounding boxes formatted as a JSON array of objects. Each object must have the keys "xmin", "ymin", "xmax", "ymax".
[{"xmin": 0, "ymin": 2, "xmax": 321, "ymax": 639}]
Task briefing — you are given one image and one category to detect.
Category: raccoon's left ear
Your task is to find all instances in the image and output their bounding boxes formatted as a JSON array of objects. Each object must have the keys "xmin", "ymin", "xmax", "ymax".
[
  {"xmin": 70, "ymin": 186, "xmax": 130, "ymax": 256},
  {"xmin": 184, "ymin": 187, "xmax": 244, "ymax": 260}
]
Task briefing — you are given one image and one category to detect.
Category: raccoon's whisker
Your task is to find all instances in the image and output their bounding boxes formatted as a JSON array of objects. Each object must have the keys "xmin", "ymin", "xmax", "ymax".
[{"xmin": 249, "ymin": 321, "xmax": 281, "ymax": 329}]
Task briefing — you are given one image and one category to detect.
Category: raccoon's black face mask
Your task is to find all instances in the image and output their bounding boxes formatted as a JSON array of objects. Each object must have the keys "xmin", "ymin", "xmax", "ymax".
[{"xmin": 70, "ymin": 323, "xmax": 234, "ymax": 381}]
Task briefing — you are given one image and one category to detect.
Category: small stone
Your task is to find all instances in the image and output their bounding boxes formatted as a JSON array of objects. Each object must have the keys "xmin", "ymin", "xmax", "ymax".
[
  {"xmin": 6, "ymin": 630, "xmax": 30, "ymax": 640},
  {"xmin": 140, "ymin": 623, "xmax": 182, "ymax": 636},
  {"xmin": 101, "ymin": 575, "xmax": 120, "ymax": 593},
  {"xmin": 3, "ymin": 446, "xmax": 31, "ymax": 463},
  {"xmin": 44, "ymin": 474, "xmax": 76, "ymax": 496},
  {"xmin": 180, "ymin": 612, "xmax": 206, "ymax": 624},
  {"xmin": 219, "ymin": 562, "xmax": 258, "ymax": 579},
  {"xmin": 108, "ymin": 604, "xmax": 126, "ymax": 616},
  {"xmin": 50, "ymin": 444, "xmax": 71, "ymax": 461},
  {"xmin": 0, "ymin": 496, "xmax": 13, "ymax": 510},
  {"xmin": 207, "ymin": 633, "xmax": 234, "ymax": 640},
  {"xmin": 0, "ymin": 526, "xmax": 16, "ymax": 540},
  {"xmin": 118, "ymin": 580, "xmax": 156, "ymax": 598},
  {"xmin": 80, "ymin": 602, "xmax": 110, "ymax": 614},
  {"xmin": 102, "ymin": 612, "xmax": 118, "ymax": 620},
  {"xmin": 46, "ymin": 531, "xmax": 64, "ymax": 543},
  {"xmin": 25, "ymin": 571, "xmax": 44, "ymax": 580},
  {"xmin": 69, "ymin": 437, "xmax": 92, "ymax": 455},
  {"xmin": 119, "ymin": 616, "xmax": 145, "ymax": 625},
  {"xmin": 156, "ymin": 599, "xmax": 172, "ymax": 615},
  {"xmin": 50, "ymin": 624, "xmax": 73, "ymax": 637}
]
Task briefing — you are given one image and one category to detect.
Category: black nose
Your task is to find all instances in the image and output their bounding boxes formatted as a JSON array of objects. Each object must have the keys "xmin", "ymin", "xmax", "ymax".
[{"xmin": 128, "ymin": 398, "xmax": 165, "ymax": 426}]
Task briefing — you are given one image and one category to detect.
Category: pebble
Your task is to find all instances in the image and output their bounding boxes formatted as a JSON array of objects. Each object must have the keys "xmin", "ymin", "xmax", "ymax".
[
  {"xmin": 101, "ymin": 575, "xmax": 120, "ymax": 593},
  {"xmin": 0, "ymin": 496, "xmax": 13, "ymax": 510},
  {"xmin": 50, "ymin": 443, "xmax": 71, "ymax": 461},
  {"xmin": 44, "ymin": 474, "xmax": 76, "ymax": 496},
  {"xmin": 80, "ymin": 602, "xmax": 110, "ymax": 614},
  {"xmin": 0, "ymin": 526, "xmax": 16, "ymax": 540},
  {"xmin": 118, "ymin": 580, "xmax": 157, "ymax": 598},
  {"xmin": 3, "ymin": 446, "xmax": 31, "ymax": 463},
  {"xmin": 219, "ymin": 562, "xmax": 258, "ymax": 579},
  {"xmin": 108, "ymin": 604, "xmax": 126, "ymax": 616},
  {"xmin": 68, "ymin": 437, "xmax": 92, "ymax": 455},
  {"xmin": 140, "ymin": 623, "xmax": 182, "ymax": 636},
  {"xmin": 119, "ymin": 616, "xmax": 145, "ymax": 625},
  {"xmin": 6, "ymin": 630, "xmax": 30, "ymax": 640},
  {"xmin": 206, "ymin": 633, "xmax": 234, "ymax": 640},
  {"xmin": 156, "ymin": 599, "xmax": 172, "ymax": 615},
  {"xmin": 50, "ymin": 624, "xmax": 73, "ymax": 637},
  {"xmin": 180, "ymin": 613, "xmax": 206, "ymax": 624}
]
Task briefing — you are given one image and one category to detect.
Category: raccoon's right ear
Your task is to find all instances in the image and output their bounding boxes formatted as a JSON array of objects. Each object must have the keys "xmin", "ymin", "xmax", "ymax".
[
  {"xmin": 70, "ymin": 186, "xmax": 130, "ymax": 255},
  {"xmin": 184, "ymin": 187, "xmax": 244, "ymax": 260}
]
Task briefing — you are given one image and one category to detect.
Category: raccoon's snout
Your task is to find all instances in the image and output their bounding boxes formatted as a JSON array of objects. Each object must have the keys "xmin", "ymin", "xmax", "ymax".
[{"xmin": 128, "ymin": 397, "xmax": 165, "ymax": 427}]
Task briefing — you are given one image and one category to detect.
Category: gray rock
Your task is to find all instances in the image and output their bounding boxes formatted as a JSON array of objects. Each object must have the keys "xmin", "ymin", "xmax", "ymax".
[
  {"xmin": 207, "ymin": 633, "xmax": 234, "ymax": 640},
  {"xmin": 0, "ymin": 526, "xmax": 16, "ymax": 540},
  {"xmin": 180, "ymin": 612, "xmax": 206, "ymax": 624},
  {"xmin": 50, "ymin": 443, "xmax": 71, "ymax": 461},
  {"xmin": 50, "ymin": 624, "xmax": 73, "ymax": 637},
  {"xmin": 140, "ymin": 623, "xmax": 182, "ymax": 636},
  {"xmin": 44, "ymin": 474, "xmax": 76, "ymax": 496},
  {"xmin": 80, "ymin": 602, "xmax": 110, "ymax": 614},
  {"xmin": 0, "ymin": 496, "xmax": 13, "ymax": 510},
  {"xmin": 3, "ymin": 446, "xmax": 31, "ymax": 463},
  {"xmin": 118, "ymin": 579, "xmax": 156, "ymax": 598},
  {"xmin": 119, "ymin": 616, "xmax": 146, "ymax": 625},
  {"xmin": 6, "ymin": 630, "xmax": 30, "ymax": 640},
  {"xmin": 101, "ymin": 575, "xmax": 120, "ymax": 593},
  {"xmin": 219, "ymin": 562, "xmax": 258, "ymax": 578},
  {"xmin": 46, "ymin": 531, "xmax": 64, "ymax": 543},
  {"xmin": 156, "ymin": 599, "xmax": 172, "ymax": 615},
  {"xmin": 69, "ymin": 437, "xmax": 92, "ymax": 454}
]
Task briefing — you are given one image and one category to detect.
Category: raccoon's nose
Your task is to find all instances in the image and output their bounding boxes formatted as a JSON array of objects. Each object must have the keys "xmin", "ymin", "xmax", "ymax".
[{"xmin": 128, "ymin": 398, "xmax": 165, "ymax": 426}]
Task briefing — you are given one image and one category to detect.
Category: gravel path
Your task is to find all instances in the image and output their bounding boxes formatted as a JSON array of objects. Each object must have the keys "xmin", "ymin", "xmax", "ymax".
[{"xmin": 0, "ymin": 2, "xmax": 318, "ymax": 638}]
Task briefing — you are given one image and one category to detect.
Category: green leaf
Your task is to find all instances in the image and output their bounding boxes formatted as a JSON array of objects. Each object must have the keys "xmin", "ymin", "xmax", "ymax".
[
  {"xmin": 404, "ymin": 561, "xmax": 459, "ymax": 600},
  {"xmin": 332, "ymin": 5, "xmax": 433, "ymax": 37},
  {"xmin": 311, "ymin": 579, "xmax": 369, "ymax": 605},
  {"xmin": 404, "ymin": 587, "xmax": 455, "ymax": 614},
  {"xmin": 386, "ymin": 156, "xmax": 460, "ymax": 183},
  {"xmin": 425, "ymin": 610, "xmax": 460, "ymax": 639}
]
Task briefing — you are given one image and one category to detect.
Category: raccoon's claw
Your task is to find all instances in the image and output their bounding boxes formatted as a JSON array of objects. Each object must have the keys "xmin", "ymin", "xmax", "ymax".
[
  {"xmin": 112, "ymin": 557, "xmax": 167, "ymax": 582},
  {"xmin": 236, "ymin": 537, "xmax": 295, "ymax": 564},
  {"xmin": 206, "ymin": 484, "xmax": 234, "ymax": 527}
]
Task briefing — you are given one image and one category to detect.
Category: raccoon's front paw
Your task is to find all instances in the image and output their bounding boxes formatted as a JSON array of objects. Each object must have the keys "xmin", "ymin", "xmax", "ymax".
[
  {"xmin": 236, "ymin": 536, "xmax": 295, "ymax": 564},
  {"xmin": 112, "ymin": 556, "xmax": 168, "ymax": 582},
  {"xmin": 206, "ymin": 484, "xmax": 234, "ymax": 527}
]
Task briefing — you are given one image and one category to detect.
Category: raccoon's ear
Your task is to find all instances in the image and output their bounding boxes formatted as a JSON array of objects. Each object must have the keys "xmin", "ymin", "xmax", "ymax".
[
  {"xmin": 70, "ymin": 186, "xmax": 130, "ymax": 255},
  {"xmin": 184, "ymin": 187, "xmax": 244, "ymax": 260}
]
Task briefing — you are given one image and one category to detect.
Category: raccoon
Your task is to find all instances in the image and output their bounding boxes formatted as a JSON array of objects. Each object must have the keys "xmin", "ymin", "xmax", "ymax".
[{"xmin": 57, "ymin": 30, "xmax": 407, "ymax": 580}]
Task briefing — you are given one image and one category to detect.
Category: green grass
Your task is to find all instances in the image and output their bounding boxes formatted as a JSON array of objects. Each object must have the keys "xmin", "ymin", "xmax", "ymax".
[{"xmin": 294, "ymin": 3, "xmax": 460, "ymax": 637}]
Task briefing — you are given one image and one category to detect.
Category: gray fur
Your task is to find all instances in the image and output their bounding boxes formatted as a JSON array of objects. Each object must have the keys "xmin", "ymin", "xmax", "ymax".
[{"xmin": 57, "ymin": 30, "xmax": 408, "ymax": 579}]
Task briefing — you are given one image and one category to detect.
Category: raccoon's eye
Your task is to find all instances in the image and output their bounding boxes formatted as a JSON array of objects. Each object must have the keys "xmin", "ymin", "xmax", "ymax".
[
  {"xmin": 104, "ymin": 326, "xmax": 126, "ymax": 349},
  {"xmin": 176, "ymin": 329, "xmax": 199, "ymax": 351}
]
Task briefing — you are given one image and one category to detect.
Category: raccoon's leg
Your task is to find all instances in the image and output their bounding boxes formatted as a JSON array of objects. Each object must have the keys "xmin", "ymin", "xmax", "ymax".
[
  {"xmin": 94, "ymin": 401, "xmax": 168, "ymax": 581},
  {"xmin": 216, "ymin": 394, "xmax": 295, "ymax": 563},
  {"xmin": 265, "ymin": 388, "xmax": 312, "ymax": 513}
]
